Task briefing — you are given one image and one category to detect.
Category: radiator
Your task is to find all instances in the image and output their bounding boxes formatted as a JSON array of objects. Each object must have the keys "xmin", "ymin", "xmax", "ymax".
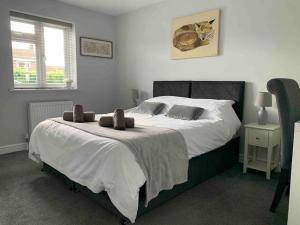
[{"xmin": 28, "ymin": 101, "xmax": 73, "ymax": 134}]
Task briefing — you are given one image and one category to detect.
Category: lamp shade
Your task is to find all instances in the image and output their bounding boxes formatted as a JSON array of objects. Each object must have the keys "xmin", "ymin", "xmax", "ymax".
[{"xmin": 255, "ymin": 92, "xmax": 272, "ymax": 107}]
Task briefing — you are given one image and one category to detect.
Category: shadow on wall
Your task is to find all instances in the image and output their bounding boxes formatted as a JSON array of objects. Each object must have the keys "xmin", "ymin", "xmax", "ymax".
[
  {"xmin": 244, "ymin": 82, "xmax": 279, "ymax": 124},
  {"xmin": 218, "ymin": 7, "xmax": 226, "ymax": 57},
  {"xmin": 244, "ymin": 82, "xmax": 257, "ymax": 123},
  {"xmin": 140, "ymin": 91, "xmax": 150, "ymax": 102}
]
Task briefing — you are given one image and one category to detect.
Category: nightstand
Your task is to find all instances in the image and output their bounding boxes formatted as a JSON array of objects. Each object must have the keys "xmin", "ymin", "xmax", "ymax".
[{"xmin": 243, "ymin": 123, "xmax": 281, "ymax": 179}]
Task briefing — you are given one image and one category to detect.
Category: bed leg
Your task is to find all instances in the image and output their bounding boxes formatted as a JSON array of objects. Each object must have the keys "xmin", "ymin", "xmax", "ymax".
[
  {"xmin": 120, "ymin": 219, "xmax": 131, "ymax": 225},
  {"xmin": 69, "ymin": 182, "xmax": 78, "ymax": 192}
]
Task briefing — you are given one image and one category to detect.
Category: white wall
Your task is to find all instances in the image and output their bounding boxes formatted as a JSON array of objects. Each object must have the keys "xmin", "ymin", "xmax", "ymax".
[
  {"xmin": 0, "ymin": 0, "xmax": 117, "ymax": 148},
  {"xmin": 116, "ymin": 0, "xmax": 300, "ymax": 124}
]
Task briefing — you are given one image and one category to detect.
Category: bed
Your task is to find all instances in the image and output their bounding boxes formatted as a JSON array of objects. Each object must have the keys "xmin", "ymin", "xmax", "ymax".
[{"xmin": 29, "ymin": 81, "xmax": 245, "ymax": 224}]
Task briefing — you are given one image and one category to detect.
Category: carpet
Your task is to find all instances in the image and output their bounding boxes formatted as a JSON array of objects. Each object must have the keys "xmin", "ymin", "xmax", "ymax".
[{"xmin": 0, "ymin": 151, "xmax": 288, "ymax": 225}]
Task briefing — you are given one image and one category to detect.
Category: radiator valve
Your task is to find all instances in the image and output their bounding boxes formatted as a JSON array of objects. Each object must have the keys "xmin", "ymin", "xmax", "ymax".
[{"xmin": 24, "ymin": 133, "xmax": 29, "ymax": 142}]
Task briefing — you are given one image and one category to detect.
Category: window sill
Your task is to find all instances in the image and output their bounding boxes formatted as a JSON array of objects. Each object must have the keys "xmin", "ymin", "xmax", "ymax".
[{"xmin": 9, "ymin": 88, "xmax": 79, "ymax": 92}]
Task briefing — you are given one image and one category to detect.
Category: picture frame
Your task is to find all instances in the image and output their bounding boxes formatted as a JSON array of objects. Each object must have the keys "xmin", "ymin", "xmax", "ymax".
[
  {"xmin": 171, "ymin": 9, "xmax": 220, "ymax": 59},
  {"xmin": 80, "ymin": 37, "xmax": 113, "ymax": 58}
]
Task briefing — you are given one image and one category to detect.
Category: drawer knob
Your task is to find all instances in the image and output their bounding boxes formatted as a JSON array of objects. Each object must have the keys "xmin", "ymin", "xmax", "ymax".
[{"xmin": 256, "ymin": 137, "xmax": 260, "ymax": 140}]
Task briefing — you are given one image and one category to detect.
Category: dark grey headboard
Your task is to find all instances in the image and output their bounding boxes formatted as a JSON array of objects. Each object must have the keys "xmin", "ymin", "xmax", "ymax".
[
  {"xmin": 153, "ymin": 81, "xmax": 245, "ymax": 121},
  {"xmin": 153, "ymin": 81, "xmax": 191, "ymax": 98}
]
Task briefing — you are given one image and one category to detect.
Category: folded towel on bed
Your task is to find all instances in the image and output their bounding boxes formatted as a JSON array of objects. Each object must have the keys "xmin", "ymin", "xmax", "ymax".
[
  {"xmin": 73, "ymin": 104, "xmax": 84, "ymax": 123},
  {"xmin": 83, "ymin": 112, "xmax": 95, "ymax": 122},
  {"xmin": 99, "ymin": 116, "xmax": 113, "ymax": 127},
  {"xmin": 63, "ymin": 111, "xmax": 73, "ymax": 122},
  {"xmin": 99, "ymin": 116, "xmax": 135, "ymax": 128},
  {"xmin": 125, "ymin": 117, "xmax": 135, "ymax": 128},
  {"xmin": 113, "ymin": 109, "xmax": 126, "ymax": 130},
  {"xmin": 63, "ymin": 110, "xmax": 95, "ymax": 122}
]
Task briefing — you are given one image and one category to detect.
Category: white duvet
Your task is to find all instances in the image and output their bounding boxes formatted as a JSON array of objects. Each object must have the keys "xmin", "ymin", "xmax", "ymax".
[{"xmin": 29, "ymin": 96, "xmax": 241, "ymax": 223}]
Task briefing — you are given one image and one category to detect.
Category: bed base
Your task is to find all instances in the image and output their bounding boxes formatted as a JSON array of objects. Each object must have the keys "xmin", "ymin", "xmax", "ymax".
[{"xmin": 42, "ymin": 137, "xmax": 240, "ymax": 224}]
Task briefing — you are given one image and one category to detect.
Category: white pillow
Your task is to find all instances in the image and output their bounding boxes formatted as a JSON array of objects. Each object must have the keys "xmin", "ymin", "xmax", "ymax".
[
  {"xmin": 145, "ymin": 96, "xmax": 235, "ymax": 119},
  {"xmin": 146, "ymin": 96, "xmax": 241, "ymax": 134}
]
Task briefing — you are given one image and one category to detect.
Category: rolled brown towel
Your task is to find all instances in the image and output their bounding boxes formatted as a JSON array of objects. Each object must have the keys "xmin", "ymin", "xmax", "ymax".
[
  {"xmin": 84, "ymin": 112, "xmax": 95, "ymax": 122},
  {"xmin": 99, "ymin": 116, "xmax": 113, "ymax": 127},
  {"xmin": 73, "ymin": 104, "xmax": 84, "ymax": 123},
  {"xmin": 113, "ymin": 109, "xmax": 126, "ymax": 130},
  {"xmin": 125, "ymin": 117, "xmax": 135, "ymax": 128},
  {"xmin": 63, "ymin": 111, "xmax": 73, "ymax": 121}
]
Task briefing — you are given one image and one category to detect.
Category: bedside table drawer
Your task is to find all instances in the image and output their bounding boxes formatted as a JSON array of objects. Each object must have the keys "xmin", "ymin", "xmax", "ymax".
[{"xmin": 248, "ymin": 129, "xmax": 269, "ymax": 148}]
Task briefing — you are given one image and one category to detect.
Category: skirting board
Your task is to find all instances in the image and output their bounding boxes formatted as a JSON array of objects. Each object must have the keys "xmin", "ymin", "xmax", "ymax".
[{"xmin": 0, "ymin": 143, "xmax": 28, "ymax": 155}]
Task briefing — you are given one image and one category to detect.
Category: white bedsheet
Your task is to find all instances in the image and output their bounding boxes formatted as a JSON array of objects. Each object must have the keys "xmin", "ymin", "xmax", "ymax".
[{"xmin": 29, "ymin": 98, "xmax": 241, "ymax": 223}]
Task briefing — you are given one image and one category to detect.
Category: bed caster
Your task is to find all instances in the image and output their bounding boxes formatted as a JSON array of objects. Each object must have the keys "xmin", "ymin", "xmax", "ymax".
[
  {"xmin": 120, "ymin": 219, "xmax": 131, "ymax": 225},
  {"xmin": 69, "ymin": 182, "xmax": 78, "ymax": 192}
]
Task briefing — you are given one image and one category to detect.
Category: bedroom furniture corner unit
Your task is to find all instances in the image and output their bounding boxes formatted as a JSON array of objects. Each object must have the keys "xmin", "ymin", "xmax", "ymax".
[
  {"xmin": 243, "ymin": 123, "xmax": 281, "ymax": 179},
  {"xmin": 288, "ymin": 122, "xmax": 300, "ymax": 225},
  {"xmin": 42, "ymin": 80, "xmax": 245, "ymax": 224}
]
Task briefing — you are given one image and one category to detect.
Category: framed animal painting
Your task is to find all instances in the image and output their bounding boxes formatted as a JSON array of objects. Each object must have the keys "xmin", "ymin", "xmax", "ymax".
[{"xmin": 171, "ymin": 9, "xmax": 220, "ymax": 59}]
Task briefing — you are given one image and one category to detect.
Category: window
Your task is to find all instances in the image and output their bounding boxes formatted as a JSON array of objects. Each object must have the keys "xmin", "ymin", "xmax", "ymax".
[{"xmin": 10, "ymin": 11, "xmax": 76, "ymax": 89}]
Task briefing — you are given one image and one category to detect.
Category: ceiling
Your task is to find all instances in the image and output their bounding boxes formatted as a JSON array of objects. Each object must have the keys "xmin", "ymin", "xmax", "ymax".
[{"xmin": 54, "ymin": 0, "xmax": 168, "ymax": 16}]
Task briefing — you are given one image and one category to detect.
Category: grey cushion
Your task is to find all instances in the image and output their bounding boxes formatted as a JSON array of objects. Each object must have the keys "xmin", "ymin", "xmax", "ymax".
[
  {"xmin": 134, "ymin": 102, "xmax": 166, "ymax": 115},
  {"xmin": 166, "ymin": 105, "xmax": 204, "ymax": 120}
]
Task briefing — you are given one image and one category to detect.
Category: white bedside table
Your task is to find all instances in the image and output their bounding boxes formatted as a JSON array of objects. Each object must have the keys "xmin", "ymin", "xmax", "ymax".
[{"xmin": 243, "ymin": 123, "xmax": 281, "ymax": 179}]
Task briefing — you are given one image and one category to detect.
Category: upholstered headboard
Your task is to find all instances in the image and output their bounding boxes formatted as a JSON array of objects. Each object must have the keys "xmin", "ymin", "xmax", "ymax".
[
  {"xmin": 153, "ymin": 81, "xmax": 245, "ymax": 121},
  {"xmin": 153, "ymin": 81, "xmax": 191, "ymax": 98}
]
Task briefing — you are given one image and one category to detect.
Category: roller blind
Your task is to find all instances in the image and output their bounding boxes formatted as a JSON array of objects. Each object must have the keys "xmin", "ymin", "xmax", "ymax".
[{"xmin": 10, "ymin": 11, "xmax": 77, "ymax": 89}]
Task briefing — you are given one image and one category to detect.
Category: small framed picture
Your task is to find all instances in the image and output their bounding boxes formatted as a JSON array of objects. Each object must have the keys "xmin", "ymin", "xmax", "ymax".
[{"xmin": 80, "ymin": 37, "xmax": 113, "ymax": 58}]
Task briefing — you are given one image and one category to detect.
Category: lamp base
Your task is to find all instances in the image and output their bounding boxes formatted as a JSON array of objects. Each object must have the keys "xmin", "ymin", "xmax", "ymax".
[{"xmin": 258, "ymin": 107, "xmax": 268, "ymax": 125}]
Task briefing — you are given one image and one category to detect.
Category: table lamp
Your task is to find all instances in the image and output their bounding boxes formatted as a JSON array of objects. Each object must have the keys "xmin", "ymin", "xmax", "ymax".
[{"xmin": 255, "ymin": 92, "xmax": 272, "ymax": 125}]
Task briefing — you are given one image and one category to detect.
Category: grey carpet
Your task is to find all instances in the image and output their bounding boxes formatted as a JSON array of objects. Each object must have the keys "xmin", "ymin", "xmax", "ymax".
[{"xmin": 0, "ymin": 151, "xmax": 288, "ymax": 225}]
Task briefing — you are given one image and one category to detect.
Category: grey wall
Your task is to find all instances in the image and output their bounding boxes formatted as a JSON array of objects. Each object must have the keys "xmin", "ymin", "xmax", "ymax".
[
  {"xmin": 0, "ymin": 0, "xmax": 117, "ymax": 146},
  {"xmin": 116, "ymin": 0, "xmax": 300, "ymax": 124}
]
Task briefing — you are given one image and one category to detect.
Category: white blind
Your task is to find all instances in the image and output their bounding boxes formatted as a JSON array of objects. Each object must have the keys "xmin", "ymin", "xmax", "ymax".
[{"xmin": 10, "ymin": 11, "xmax": 76, "ymax": 89}]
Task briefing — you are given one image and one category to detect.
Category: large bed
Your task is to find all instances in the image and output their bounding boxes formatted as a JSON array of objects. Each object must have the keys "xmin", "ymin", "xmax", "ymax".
[{"xmin": 29, "ymin": 81, "xmax": 245, "ymax": 224}]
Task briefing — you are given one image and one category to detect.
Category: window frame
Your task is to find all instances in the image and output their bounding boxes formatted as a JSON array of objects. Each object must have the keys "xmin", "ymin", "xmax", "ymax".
[{"xmin": 10, "ymin": 12, "xmax": 76, "ymax": 89}]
